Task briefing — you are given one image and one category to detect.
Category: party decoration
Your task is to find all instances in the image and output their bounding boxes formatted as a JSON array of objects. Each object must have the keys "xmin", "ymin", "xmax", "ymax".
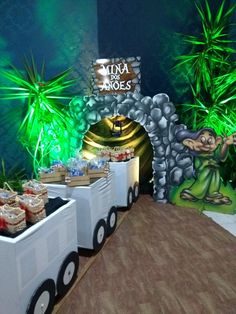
[{"xmin": 0, "ymin": 56, "xmax": 77, "ymax": 175}]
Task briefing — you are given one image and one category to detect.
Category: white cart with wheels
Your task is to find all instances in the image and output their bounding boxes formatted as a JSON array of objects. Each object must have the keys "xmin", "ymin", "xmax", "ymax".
[
  {"xmin": 109, "ymin": 157, "xmax": 139, "ymax": 209},
  {"xmin": 46, "ymin": 172, "xmax": 117, "ymax": 252},
  {"xmin": 0, "ymin": 199, "xmax": 78, "ymax": 314}
]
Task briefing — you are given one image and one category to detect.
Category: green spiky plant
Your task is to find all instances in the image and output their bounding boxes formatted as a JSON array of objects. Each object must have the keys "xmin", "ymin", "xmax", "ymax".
[
  {"xmin": 0, "ymin": 57, "xmax": 77, "ymax": 176},
  {"xmin": 0, "ymin": 159, "xmax": 26, "ymax": 192},
  {"xmin": 173, "ymin": 0, "xmax": 236, "ymax": 184},
  {"xmin": 174, "ymin": 0, "xmax": 236, "ymax": 134}
]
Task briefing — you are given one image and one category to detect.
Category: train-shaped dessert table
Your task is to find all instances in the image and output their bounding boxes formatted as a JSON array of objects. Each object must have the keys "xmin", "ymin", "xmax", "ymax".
[{"xmin": 0, "ymin": 199, "xmax": 78, "ymax": 314}]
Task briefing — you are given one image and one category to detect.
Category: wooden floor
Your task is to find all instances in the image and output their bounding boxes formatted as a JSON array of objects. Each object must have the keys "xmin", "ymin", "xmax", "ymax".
[{"xmin": 53, "ymin": 195, "xmax": 236, "ymax": 314}]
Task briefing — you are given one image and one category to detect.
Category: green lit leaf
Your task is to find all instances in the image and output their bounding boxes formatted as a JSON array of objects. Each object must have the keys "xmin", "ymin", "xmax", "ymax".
[
  {"xmin": 205, "ymin": 0, "xmax": 212, "ymax": 24},
  {"xmin": 215, "ymin": 0, "xmax": 225, "ymax": 25},
  {"xmin": 0, "ymin": 56, "xmax": 78, "ymax": 175}
]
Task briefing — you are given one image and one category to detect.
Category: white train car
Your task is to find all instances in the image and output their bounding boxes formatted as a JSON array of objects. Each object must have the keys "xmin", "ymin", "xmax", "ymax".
[
  {"xmin": 0, "ymin": 199, "xmax": 78, "ymax": 314},
  {"xmin": 109, "ymin": 157, "xmax": 140, "ymax": 209},
  {"xmin": 46, "ymin": 172, "xmax": 117, "ymax": 252}
]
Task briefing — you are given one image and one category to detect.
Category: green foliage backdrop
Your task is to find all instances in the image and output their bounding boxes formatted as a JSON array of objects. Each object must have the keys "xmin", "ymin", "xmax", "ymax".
[{"xmin": 173, "ymin": 0, "xmax": 236, "ymax": 185}]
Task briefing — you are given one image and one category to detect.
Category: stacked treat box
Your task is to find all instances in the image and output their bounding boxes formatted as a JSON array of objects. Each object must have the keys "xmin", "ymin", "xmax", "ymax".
[
  {"xmin": 38, "ymin": 146, "xmax": 135, "ymax": 188},
  {"xmin": 23, "ymin": 180, "xmax": 48, "ymax": 204},
  {"xmin": 98, "ymin": 146, "xmax": 134, "ymax": 162},
  {"xmin": 87, "ymin": 158, "xmax": 109, "ymax": 179},
  {"xmin": 39, "ymin": 157, "xmax": 110, "ymax": 187},
  {"xmin": 0, "ymin": 183, "xmax": 26, "ymax": 234},
  {"xmin": 0, "ymin": 204, "xmax": 26, "ymax": 234},
  {"xmin": 16, "ymin": 194, "xmax": 46, "ymax": 224},
  {"xmin": 39, "ymin": 162, "xmax": 67, "ymax": 183},
  {"xmin": 0, "ymin": 181, "xmax": 48, "ymax": 235},
  {"xmin": 0, "ymin": 183, "xmax": 18, "ymax": 205}
]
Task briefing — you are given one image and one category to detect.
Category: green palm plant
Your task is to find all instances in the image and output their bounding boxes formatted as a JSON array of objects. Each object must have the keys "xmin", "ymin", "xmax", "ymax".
[
  {"xmin": 214, "ymin": 65, "xmax": 236, "ymax": 105},
  {"xmin": 173, "ymin": 0, "xmax": 236, "ymax": 185},
  {"xmin": 174, "ymin": 0, "xmax": 236, "ymax": 134},
  {"xmin": 0, "ymin": 57, "xmax": 77, "ymax": 175}
]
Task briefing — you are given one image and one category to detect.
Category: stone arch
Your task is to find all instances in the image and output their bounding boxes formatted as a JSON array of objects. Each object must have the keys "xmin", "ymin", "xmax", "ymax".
[{"xmin": 69, "ymin": 92, "xmax": 193, "ymax": 203}]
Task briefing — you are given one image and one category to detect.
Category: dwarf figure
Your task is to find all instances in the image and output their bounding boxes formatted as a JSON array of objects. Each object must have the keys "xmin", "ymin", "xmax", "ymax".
[{"xmin": 176, "ymin": 128, "xmax": 236, "ymax": 205}]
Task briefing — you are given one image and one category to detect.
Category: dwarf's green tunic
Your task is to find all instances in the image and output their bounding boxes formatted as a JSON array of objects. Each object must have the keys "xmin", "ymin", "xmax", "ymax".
[{"xmin": 186, "ymin": 146, "xmax": 226, "ymax": 199}]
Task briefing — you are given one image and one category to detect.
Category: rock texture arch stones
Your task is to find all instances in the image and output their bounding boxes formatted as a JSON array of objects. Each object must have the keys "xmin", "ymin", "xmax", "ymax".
[{"xmin": 69, "ymin": 92, "xmax": 193, "ymax": 203}]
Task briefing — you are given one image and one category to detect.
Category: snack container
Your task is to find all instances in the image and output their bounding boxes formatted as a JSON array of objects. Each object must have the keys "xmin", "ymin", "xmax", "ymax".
[
  {"xmin": 125, "ymin": 147, "xmax": 134, "ymax": 159},
  {"xmin": 0, "ymin": 204, "xmax": 26, "ymax": 234},
  {"xmin": 66, "ymin": 159, "xmax": 90, "ymax": 186},
  {"xmin": 109, "ymin": 146, "xmax": 135, "ymax": 162},
  {"xmin": 98, "ymin": 146, "xmax": 111, "ymax": 160},
  {"xmin": 87, "ymin": 168, "xmax": 108, "ymax": 178},
  {"xmin": 87, "ymin": 158, "xmax": 109, "ymax": 178},
  {"xmin": 110, "ymin": 147, "xmax": 125, "ymax": 162},
  {"xmin": 51, "ymin": 161, "xmax": 67, "ymax": 175},
  {"xmin": 65, "ymin": 175, "xmax": 90, "ymax": 187},
  {"xmin": 0, "ymin": 182, "xmax": 18, "ymax": 205},
  {"xmin": 39, "ymin": 170, "xmax": 63, "ymax": 183},
  {"xmin": 22, "ymin": 180, "xmax": 48, "ymax": 204},
  {"xmin": 16, "ymin": 194, "xmax": 46, "ymax": 224}
]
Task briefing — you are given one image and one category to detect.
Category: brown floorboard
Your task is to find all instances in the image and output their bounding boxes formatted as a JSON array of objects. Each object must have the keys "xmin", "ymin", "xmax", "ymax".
[{"xmin": 53, "ymin": 195, "xmax": 236, "ymax": 314}]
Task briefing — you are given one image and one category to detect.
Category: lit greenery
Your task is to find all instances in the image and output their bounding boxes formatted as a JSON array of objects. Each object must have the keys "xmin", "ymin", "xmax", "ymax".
[
  {"xmin": 174, "ymin": 0, "xmax": 236, "ymax": 135},
  {"xmin": 0, "ymin": 57, "xmax": 76, "ymax": 175},
  {"xmin": 173, "ymin": 0, "xmax": 236, "ymax": 185},
  {"xmin": 0, "ymin": 159, "xmax": 26, "ymax": 192}
]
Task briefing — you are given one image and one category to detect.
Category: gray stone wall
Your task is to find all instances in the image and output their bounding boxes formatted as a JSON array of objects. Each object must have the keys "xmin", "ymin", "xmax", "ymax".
[{"xmin": 69, "ymin": 92, "xmax": 194, "ymax": 203}]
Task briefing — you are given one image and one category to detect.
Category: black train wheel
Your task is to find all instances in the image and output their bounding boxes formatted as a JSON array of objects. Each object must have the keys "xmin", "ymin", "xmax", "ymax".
[
  {"xmin": 133, "ymin": 182, "xmax": 140, "ymax": 202},
  {"xmin": 127, "ymin": 187, "xmax": 133, "ymax": 210},
  {"xmin": 106, "ymin": 206, "xmax": 117, "ymax": 236},
  {"xmin": 27, "ymin": 279, "xmax": 55, "ymax": 314},
  {"xmin": 56, "ymin": 251, "xmax": 79, "ymax": 297},
  {"xmin": 93, "ymin": 219, "xmax": 107, "ymax": 252}
]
